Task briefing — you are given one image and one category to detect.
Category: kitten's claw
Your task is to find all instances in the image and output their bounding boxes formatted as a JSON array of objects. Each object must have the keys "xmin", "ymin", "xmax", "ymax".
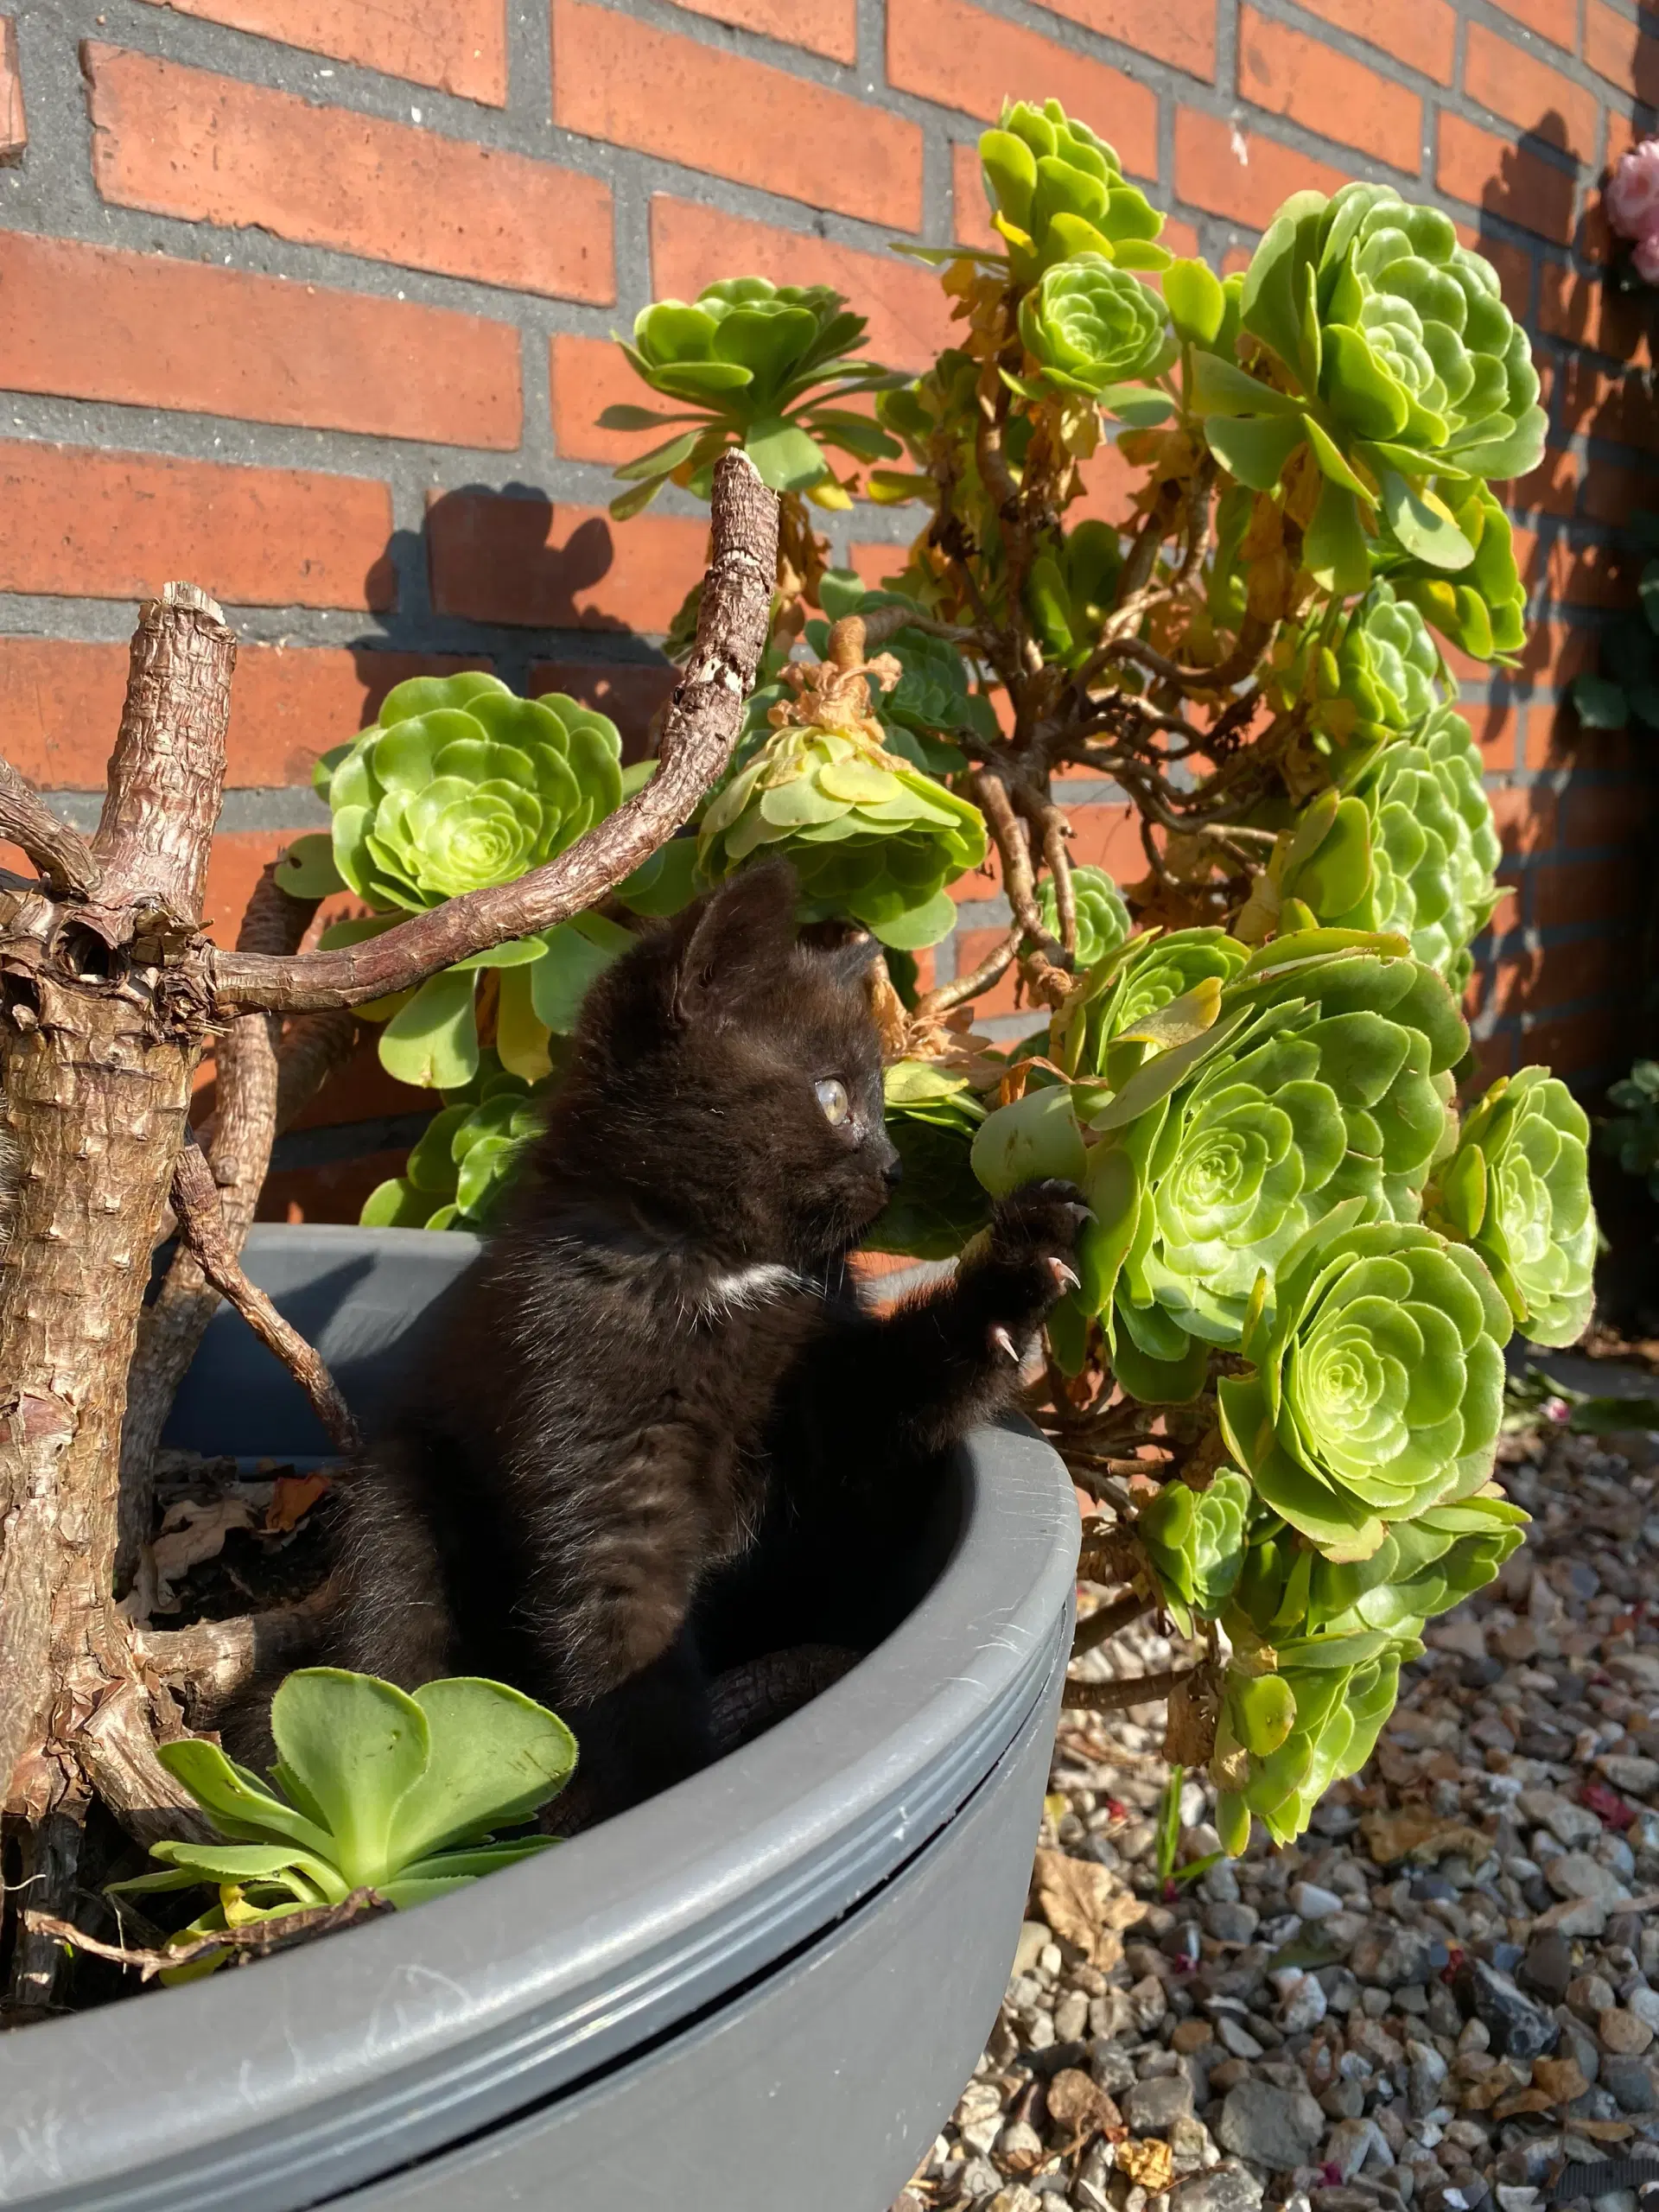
[
  {"xmin": 1046, "ymin": 1256, "xmax": 1081, "ymax": 1294},
  {"xmin": 989, "ymin": 1325, "xmax": 1020, "ymax": 1364}
]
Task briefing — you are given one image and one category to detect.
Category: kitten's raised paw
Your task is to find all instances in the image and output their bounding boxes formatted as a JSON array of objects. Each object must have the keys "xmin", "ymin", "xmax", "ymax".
[{"xmin": 975, "ymin": 1179, "xmax": 1090, "ymax": 1350}]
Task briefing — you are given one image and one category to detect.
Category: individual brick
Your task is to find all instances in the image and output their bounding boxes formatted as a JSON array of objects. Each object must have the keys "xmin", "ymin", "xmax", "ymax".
[
  {"xmin": 1, "ymin": 16, "xmax": 24, "ymax": 163},
  {"xmin": 1437, "ymin": 112, "xmax": 1577, "ymax": 245},
  {"xmin": 1485, "ymin": 0, "xmax": 1577, "ymax": 49},
  {"xmin": 0, "ymin": 639, "xmax": 489, "ymax": 789},
  {"xmin": 1039, "ymin": 0, "xmax": 1215, "ymax": 81},
  {"xmin": 425, "ymin": 490, "xmax": 708, "ymax": 633},
  {"xmin": 886, "ymin": 0, "xmax": 1158, "ymax": 181},
  {"xmin": 132, "ymin": 0, "xmax": 507, "ymax": 105},
  {"xmin": 665, "ymin": 0, "xmax": 855, "ymax": 63},
  {"xmin": 1462, "ymin": 22, "xmax": 1600, "ymax": 163},
  {"xmin": 1538, "ymin": 260, "xmax": 1651, "ymax": 364},
  {"xmin": 550, "ymin": 334, "xmax": 650, "ymax": 467},
  {"xmin": 1282, "ymin": 0, "xmax": 1454, "ymax": 86},
  {"xmin": 84, "ymin": 47, "xmax": 613, "ymax": 303},
  {"xmin": 552, "ymin": 0, "xmax": 922, "ymax": 230},
  {"xmin": 1236, "ymin": 8, "xmax": 1421, "ymax": 174},
  {"xmin": 1174, "ymin": 109, "xmax": 1349, "ymax": 229},
  {"xmin": 1586, "ymin": 1, "xmax": 1659, "ymax": 104},
  {"xmin": 0, "ymin": 441, "xmax": 395, "ymax": 612},
  {"xmin": 0, "ymin": 232, "xmax": 521, "ymax": 447},
  {"xmin": 650, "ymin": 197, "xmax": 956, "ymax": 371}
]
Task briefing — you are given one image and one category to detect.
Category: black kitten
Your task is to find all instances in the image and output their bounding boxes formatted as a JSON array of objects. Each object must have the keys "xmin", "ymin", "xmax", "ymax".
[{"xmin": 321, "ymin": 862, "xmax": 1083, "ymax": 1818}]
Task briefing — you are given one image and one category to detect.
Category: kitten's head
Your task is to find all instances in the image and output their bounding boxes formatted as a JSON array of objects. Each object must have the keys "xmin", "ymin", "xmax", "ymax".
[{"xmin": 540, "ymin": 861, "xmax": 901, "ymax": 1267}]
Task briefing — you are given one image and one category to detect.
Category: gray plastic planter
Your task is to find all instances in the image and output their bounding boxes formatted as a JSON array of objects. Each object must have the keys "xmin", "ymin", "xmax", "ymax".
[{"xmin": 0, "ymin": 1227, "xmax": 1078, "ymax": 2212}]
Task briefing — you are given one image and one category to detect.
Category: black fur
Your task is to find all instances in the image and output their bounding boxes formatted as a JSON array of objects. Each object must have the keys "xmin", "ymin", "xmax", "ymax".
[{"xmin": 300, "ymin": 864, "xmax": 1084, "ymax": 1819}]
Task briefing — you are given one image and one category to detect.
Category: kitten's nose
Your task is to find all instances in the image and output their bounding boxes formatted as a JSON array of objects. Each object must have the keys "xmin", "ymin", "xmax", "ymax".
[{"xmin": 879, "ymin": 1138, "xmax": 903, "ymax": 1187}]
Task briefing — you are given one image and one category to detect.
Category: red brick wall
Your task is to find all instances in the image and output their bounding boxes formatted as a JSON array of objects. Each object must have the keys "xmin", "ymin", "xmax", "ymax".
[{"xmin": 0, "ymin": 0, "xmax": 1652, "ymax": 1207}]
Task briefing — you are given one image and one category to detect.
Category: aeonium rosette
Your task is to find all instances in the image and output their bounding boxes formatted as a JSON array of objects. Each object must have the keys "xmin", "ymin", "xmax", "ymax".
[
  {"xmin": 1191, "ymin": 181, "xmax": 1545, "ymax": 603},
  {"xmin": 1428, "ymin": 1067, "xmax": 1596, "ymax": 1347},
  {"xmin": 1217, "ymin": 1208, "xmax": 1511, "ymax": 1562}
]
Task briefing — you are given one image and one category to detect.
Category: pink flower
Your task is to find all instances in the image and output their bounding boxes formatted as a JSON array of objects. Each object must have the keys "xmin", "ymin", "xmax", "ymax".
[
  {"xmin": 1606, "ymin": 137, "xmax": 1659, "ymax": 240},
  {"xmin": 1634, "ymin": 230, "xmax": 1659, "ymax": 286}
]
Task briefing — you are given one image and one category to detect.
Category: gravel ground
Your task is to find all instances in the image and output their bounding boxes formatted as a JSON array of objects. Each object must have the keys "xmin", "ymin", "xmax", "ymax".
[{"xmin": 893, "ymin": 1414, "xmax": 1659, "ymax": 2212}]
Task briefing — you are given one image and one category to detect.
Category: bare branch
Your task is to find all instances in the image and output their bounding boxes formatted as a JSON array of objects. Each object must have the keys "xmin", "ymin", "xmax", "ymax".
[
  {"xmin": 1070, "ymin": 1590, "xmax": 1150, "ymax": 1657},
  {"xmin": 137, "ymin": 1585, "xmax": 335, "ymax": 1723},
  {"xmin": 0, "ymin": 760, "xmax": 100, "ymax": 899},
  {"xmin": 169, "ymin": 1139, "xmax": 361, "ymax": 1457},
  {"xmin": 1062, "ymin": 1666, "xmax": 1191, "ymax": 1713},
  {"xmin": 210, "ymin": 454, "xmax": 780, "ymax": 1015},
  {"xmin": 915, "ymin": 923, "xmax": 1021, "ymax": 1017},
  {"xmin": 77, "ymin": 1678, "xmax": 214, "ymax": 1848},
  {"xmin": 24, "ymin": 1888, "xmax": 387, "ymax": 1983}
]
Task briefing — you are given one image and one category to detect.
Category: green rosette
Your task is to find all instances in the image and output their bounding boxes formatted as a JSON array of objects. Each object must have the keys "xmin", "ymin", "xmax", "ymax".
[
  {"xmin": 1217, "ymin": 1209, "xmax": 1511, "ymax": 1561},
  {"xmin": 609, "ymin": 276, "xmax": 901, "ymax": 513},
  {"xmin": 1267, "ymin": 704, "xmax": 1500, "ymax": 988},
  {"xmin": 1213, "ymin": 1639, "xmax": 1408, "ymax": 1853},
  {"xmin": 977, "ymin": 98, "xmax": 1170, "ymax": 281},
  {"xmin": 1057, "ymin": 931, "xmax": 1467, "ymax": 1385},
  {"xmin": 1191, "ymin": 182, "xmax": 1545, "ymax": 595},
  {"xmin": 1037, "ymin": 863, "xmax": 1131, "ymax": 970},
  {"xmin": 1015, "ymin": 254, "xmax": 1173, "ymax": 420},
  {"xmin": 696, "ymin": 721, "xmax": 987, "ymax": 950},
  {"xmin": 320, "ymin": 673, "xmax": 623, "ymax": 912},
  {"xmin": 1135, "ymin": 1468, "xmax": 1250, "ymax": 1637},
  {"xmin": 1429, "ymin": 1067, "xmax": 1596, "ymax": 1347}
]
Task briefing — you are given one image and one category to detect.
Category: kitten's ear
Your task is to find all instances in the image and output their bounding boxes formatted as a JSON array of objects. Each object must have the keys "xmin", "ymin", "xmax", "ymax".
[{"xmin": 670, "ymin": 861, "xmax": 798, "ymax": 1023}]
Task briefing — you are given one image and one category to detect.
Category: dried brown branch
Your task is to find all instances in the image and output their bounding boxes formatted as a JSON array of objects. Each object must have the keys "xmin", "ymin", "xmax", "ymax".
[
  {"xmin": 273, "ymin": 1007, "xmax": 359, "ymax": 1129},
  {"xmin": 1062, "ymin": 1667, "xmax": 1191, "ymax": 1713},
  {"xmin": 1037, "ymin": 802, "xmax": 1076, "ymax": 956},
  {"xmin": 24, "ymin": 1888, "xmax": 387, "ymax": 1983},
  {"xmin": 210, "ymin": 452, "xmax": 780, "ymax": 1015},
  {"xmin": 0, "ymin": 760, "xmax": 100, "ymax": 899},
  {"xmin": 970, "ymin": 768, "xmax": 1070, "ymax": 1006},
  {"xmin": 169, "ymin": 1138, "xmax": 361, "ymax": 1458}
]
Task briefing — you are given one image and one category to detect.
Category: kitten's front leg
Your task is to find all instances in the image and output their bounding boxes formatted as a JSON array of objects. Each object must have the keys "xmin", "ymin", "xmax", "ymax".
[{"xmin": 791, "ymin": 1179, "xmax": 1089, "ymax": 1465}]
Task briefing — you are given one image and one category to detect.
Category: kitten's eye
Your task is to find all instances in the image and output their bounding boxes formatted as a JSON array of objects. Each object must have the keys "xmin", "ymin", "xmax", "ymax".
[{"xmin": 815, "ymin": 1077, "xmax": 849, "ymax": 1127}]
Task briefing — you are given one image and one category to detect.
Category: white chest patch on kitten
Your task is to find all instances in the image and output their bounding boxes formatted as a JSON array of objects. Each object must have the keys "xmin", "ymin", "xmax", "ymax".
[{"xmin": 698, "ymin": 1262, "xmax": 804, "ymax": 1319}]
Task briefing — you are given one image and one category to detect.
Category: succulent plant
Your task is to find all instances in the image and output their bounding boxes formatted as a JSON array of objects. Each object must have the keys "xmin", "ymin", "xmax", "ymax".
[
  {"xmin": 1052, "ymin": 928, "xmax": 1250, "ymax": 1093},
  {"xmin": 1135, "ymin": 1469, "xmax": 1250, "ymax": 1637},
  {"xmin": 1602, "ymin": 1058, "xmax": 1659, "ymax": 1202},
  {"xmin": 1429, "ymin": 1068, "xmax": 1596, "ymax": 1348},
  {"xmin": 606, "ymin": 277, "xmax": 901, "ymax": 515},
  {"xmin": 1014, "ymin": 255, "xmax": 1173, "ymax": 420},
  {"xmin": 1212, "ymin": 1640, "xmax": 1405, "ymax": 1853},
  {"xmin": 362, "ymin": 1058, "xmax": 558, "ymax": 1234},
  {"xmin": 697, "ymin": 718, "xmax": 987, "ymax": 950},
  {"xmin": 1038, "ymin": 862, "xmax": 1132, "ymax": 970},
  {"xmin": 1192, "ymin": 182, "xmax": 1545, "ymax": 593},
  {"xmin": 109, "ymin": 1669, "xmax": 574, "ymax": 1976},
  {"xmin": 318, "ymin": 674, "xmax": 623, "ymax": 912},
  {"xmin": 1260, "ymin": 705, "xmax": 1501, "ymax": 987},
  {"xmin": 1061, "ymin": 931, "xmax": 1468, "ymax": 1394},
  {"xmin": 978, "ymin": 98, "xmax": 1170, "ymax": 281},
  {"xmin": 1217, "ymin": 1211, "xmax": 1510, "ymax": 1560}
]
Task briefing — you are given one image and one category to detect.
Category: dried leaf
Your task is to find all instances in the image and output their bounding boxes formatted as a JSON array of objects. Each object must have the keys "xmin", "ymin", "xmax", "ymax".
[
  {"xmin": 1046, "ymin": 2070, "xmax": 1120, "ymax": 2139},
  {"xmin": 150, "ymin": 1494, "xmax": 260, "ymax": 1607},
  {"xmin": 1116, "ymin": 2139, "xmax": 1174, "ymax": 2190},
  {"xmin": 266, "ymin": 1471, "xmax": 331, "ymax": 1534},
  {"xmin": 1573, "ymin": 2120, "xmax": 1634, "ymax": 2143},
  {"xmin": 1493, "ymin": 2089, "xmax": 1561, "ymax": 2120},
  {"xmin": 1031, "ymin": 1848, "xmax": 1130, "ymax": 1967},
  {"xmin": 1164, "ymin": 1665, "xmax": 1219, "ymax": 1767}
]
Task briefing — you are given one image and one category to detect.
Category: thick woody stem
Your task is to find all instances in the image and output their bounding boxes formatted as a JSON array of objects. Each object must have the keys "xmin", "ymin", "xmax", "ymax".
[
  {"xmin": 169, "ymin": 1140, "xmax": 361, "ymax": 1458},
  {"xmin": 0, "ymin": 762, "xmax": 100, "ymax": 899},
  {"xmin": 211, "ymin": 454, "xmax": 780, "ymax": 1016},
  {"xmin": 971, "ymin": 769, "xmax": 1071, "ymax": 1007},
  {"xmin": 1038, "ymin": 805, "xmax": 1077, "ymax": 957},
  {"xmin": 1062, "ymin": 1667, "xmax": 1191, "ymax": 1713},
  {"xmin": 120, "ymin": 867, "xmax": 320, "ymax": 1592},
  {"xmin": 137, "ymin": 1585, "xmax": 336, "ymax": 1723},
  {"xmin": 273, "ymin": 1008, "xmax": 359, "ymax": 1130}
]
